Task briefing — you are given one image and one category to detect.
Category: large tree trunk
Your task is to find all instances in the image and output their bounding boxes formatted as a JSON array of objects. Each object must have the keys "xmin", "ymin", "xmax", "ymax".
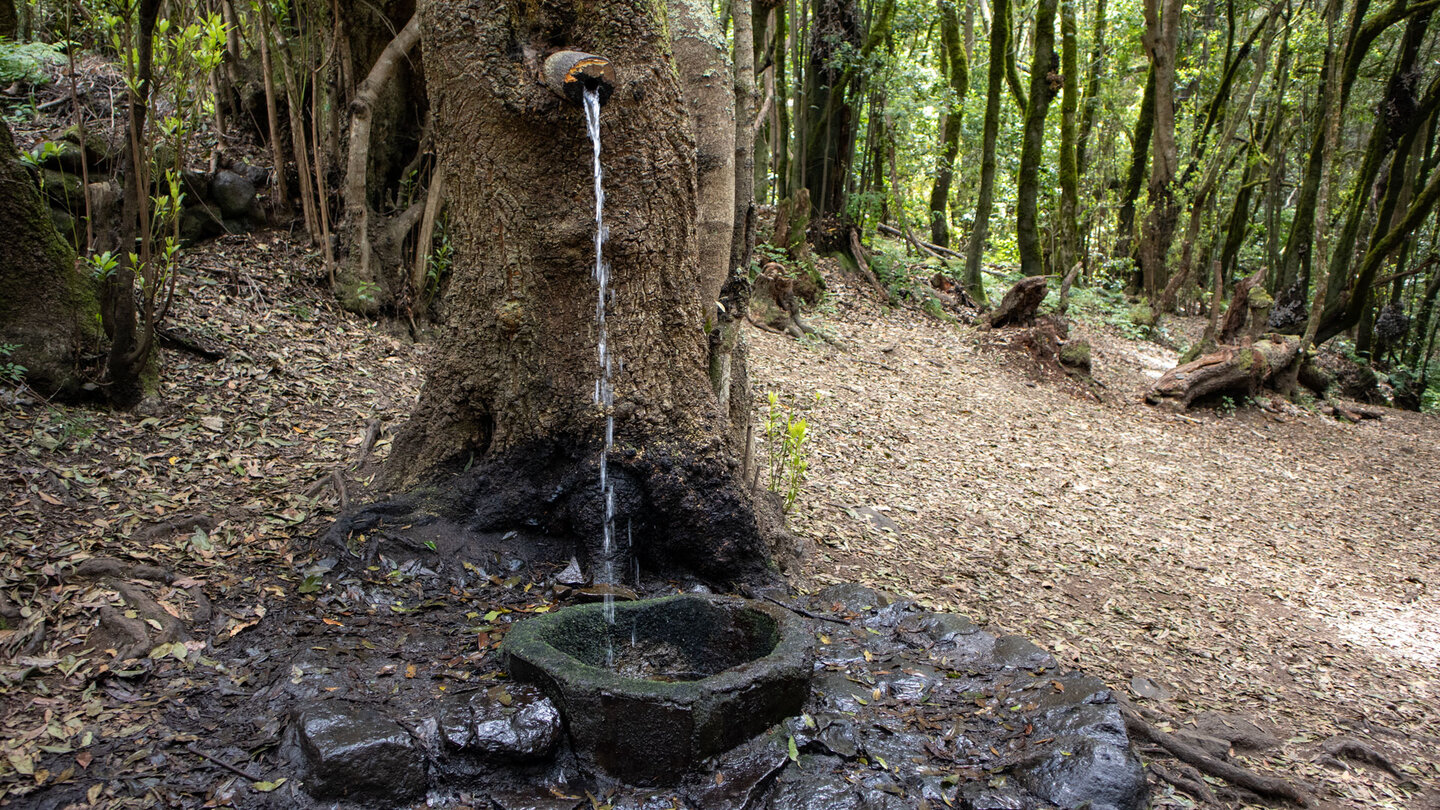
[
  {"xmin": 373, "ymin": 0, "xmax": 773, "ymax": 585},
  {"xmin": 0, "ymin": 120, "xmax": 102, "ymax": 399}
]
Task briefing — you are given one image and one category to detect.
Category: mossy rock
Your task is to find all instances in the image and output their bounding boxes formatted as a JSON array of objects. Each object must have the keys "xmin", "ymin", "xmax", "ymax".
[{"xmin": 1059, "ymin": 339, "xmax": 1092, "ymax": 371}]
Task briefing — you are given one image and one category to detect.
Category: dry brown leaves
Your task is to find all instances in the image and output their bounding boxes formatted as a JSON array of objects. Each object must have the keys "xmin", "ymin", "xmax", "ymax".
[
  {"xmin": 750, "ymin": 277, "xmax": 1440, "ymax": 808},
  {"xmin": 0, "ymin": 234, "xmax": 423, "ymax": 804}
]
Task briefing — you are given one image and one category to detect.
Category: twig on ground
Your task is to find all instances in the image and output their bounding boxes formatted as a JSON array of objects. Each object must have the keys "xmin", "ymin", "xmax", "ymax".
[
  {"xmin": 185, "ymin": 744, "xmax": 263, "ymax": 782},
  {"xmin": 761, "ymin": 594, "xmax": 851, "ymax": 625}
]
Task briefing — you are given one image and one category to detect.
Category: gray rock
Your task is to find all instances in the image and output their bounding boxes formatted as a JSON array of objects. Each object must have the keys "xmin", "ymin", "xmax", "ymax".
[
  {"xmin": 959, "ymin": 780, "xmax": 1033, "ymax": 810},
  {"xmin": 294, "ymin": 701, "xmax": 427, "ymax": 802},
  {"xmin": 681, "ymin": 732, "xmax": 788, "ymax": 810},
  {"xmin": 209, "ymin": 169, "xmax": 256, "ymax": 218},
  {"xmin": 439, "ymin": 684, "xmax": 561, "ymax": 761},
  {"xmin": 1013, "ymin": 736, "xmax": 1147, "ymax": 810},
  {"xmin": 766, "ymin": 755, "xmax": 863, "ymax": 810},
  {"xmin": 39, "ymin": 168, "xmax": 84, "ymax": 211},
  {"xmin": 911, "ymin": 611, "xmax": 980, "ymax": 642},
  {"xmin": 812, "ymin": 583, "xmax": 895, "ymax": 613},
  {"xmin": 991, "ymin": 635, "xmax": 1057, "ymax": 670},
  {"xmin": 179, "ymin": 206, "xmax": 224, "ymax": 243}
]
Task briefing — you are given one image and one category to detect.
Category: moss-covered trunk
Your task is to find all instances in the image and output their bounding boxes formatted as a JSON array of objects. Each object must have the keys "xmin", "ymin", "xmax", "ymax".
[
  {"xmin": 961, "ymin": 0, "xmax": 1008, "ymax": 307},
  {"xmin": 926, "ymin": 0, "xmax": 966, "ymax": 248},
  {"xmin": 0, "ymin": 120, "xmax": 101, "ymax": 398},
  {"xmin": 1015, "ymin": 0, "xmax": 1056, "ymax": 279}
]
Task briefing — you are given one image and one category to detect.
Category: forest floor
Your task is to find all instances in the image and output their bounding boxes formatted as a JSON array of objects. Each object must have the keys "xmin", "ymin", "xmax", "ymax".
[
  {"xmin": 0, "ymin": 235, "xmax": 1436, "ymax": 809},
  {"xmin": 750, "ymin": 272, "xmax": 1440, "ymax": 809}
]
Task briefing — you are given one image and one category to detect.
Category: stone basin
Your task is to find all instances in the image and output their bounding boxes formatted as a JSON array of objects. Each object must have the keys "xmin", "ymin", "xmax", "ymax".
[{"xmin": 501, "ymin": 593, "xmax": 813, "ymax": 784}]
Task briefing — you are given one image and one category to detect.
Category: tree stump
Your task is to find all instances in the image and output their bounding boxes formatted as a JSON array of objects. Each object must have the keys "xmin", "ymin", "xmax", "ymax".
[{"xmin": 986, "ymin": 275, "xmax": 1048, "ymax": 328}]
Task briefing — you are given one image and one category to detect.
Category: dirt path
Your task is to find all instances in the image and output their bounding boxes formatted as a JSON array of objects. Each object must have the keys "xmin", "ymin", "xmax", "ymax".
[{"xmin": 749, "ymin": 278, "xmax": 1440, "ymax": 808}]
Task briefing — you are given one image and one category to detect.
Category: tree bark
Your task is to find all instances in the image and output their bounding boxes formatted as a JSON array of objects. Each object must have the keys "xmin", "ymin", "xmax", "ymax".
[
  {"xmin": 1138, "ymin": 0, "xmax": 1182, "ymax": 300},
  {"xmin": 1113, "ymin": 66, "xmax": 1155, "ymax": 264},
  {"xmin": 379, "ymin": 0, "xmax": 773, "ymax": 585},
  {"xmin": 1055, "ymin": 0, "xmax": 1078, "ymax": 280},
  {"xmin": 670, "ymin": 0, "xmax": 736, "ymax": 309}
]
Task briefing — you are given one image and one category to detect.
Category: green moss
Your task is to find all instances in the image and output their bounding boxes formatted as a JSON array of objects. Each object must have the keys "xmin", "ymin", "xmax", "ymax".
[
  {"xmin": 1236, "ymin": 348, "xmax": 1258, "ymax": 372},
  {"xmin": 1059, "ymin": 340, "xmax": 1091, "ymax": 368},
  {"xmin": 1247, "ymin": 288, "xmax": 1273, "ymax": 309}
]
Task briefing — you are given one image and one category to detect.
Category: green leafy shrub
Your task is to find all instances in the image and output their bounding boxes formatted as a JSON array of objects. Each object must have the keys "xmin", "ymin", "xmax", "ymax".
[{"xmin": 763, "ymin": 392, "xmax": 813, "ymax": 513}]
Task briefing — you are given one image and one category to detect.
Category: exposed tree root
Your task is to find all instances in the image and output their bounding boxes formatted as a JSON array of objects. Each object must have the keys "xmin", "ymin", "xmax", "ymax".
[
  {"xmin": 1123, "ymin": 707, "xmax": 1314, "ymax": 807},
  {"xmin": 1321, "ymin": 736, "xmax": 1403, "ymax": 777},
  {"xmin": 1148, "ymin": 759, "xmax": 1218, "ymax": 805},
  {"xmin": 71, "ymin": 558, "xmax": 187, "ymax": 660}
]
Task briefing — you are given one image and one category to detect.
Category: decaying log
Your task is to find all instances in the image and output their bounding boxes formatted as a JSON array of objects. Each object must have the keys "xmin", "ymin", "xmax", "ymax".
[
  {"xmin": 1145, "ymin": 336, "xmax": 1299, "ymax": 409},
  {"xmin": 1218, "ymin": 269, "xmax": 1272, "ymax": 345},
  {"xmin": 986, "ymin": 275, "xmax": 1048, "ymax": 328}
]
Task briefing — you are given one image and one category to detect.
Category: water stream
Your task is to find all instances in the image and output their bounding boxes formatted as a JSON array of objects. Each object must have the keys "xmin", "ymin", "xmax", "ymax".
[{"xmin": 583, "ymin": 87, "xmax": 618, "ymax": 667}]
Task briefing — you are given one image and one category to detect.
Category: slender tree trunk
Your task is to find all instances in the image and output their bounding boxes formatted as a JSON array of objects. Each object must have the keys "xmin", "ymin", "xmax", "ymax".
[
  {"xmin": 1074, "ymin": 0, "xmax": 1105, "ymax": 181},
  {"xmin": 1159, "ymin": 17, "xmax": 1272, "ymax": 315},
  {"xmin": 1016, "ymin": 0, "xmax": 1058, "ymax": 279},
  {"xmin": 256, "ymin": 0, "xmax": 291, "ymax": 215},
  {"xmin": 335, "ymin": 13, "xmax": 421, "ymax": 310},
  {"xmin": 1138, "ymin": 0, "xmax": 1182, "ymax": 301},
  {"xmin": 1055, "ymin": 0, "xmax": 1078, "ymax": 279},
  {"xmin": 928, "ymin": 0, "xmax": 967, "ymax": 248},
  {"xmin": 103, "ymin": 0, "xmax": 161, "ymax": 408},
  {"xmin": 963, "ymin": 0, "xmax": 1009, "ymax": 305},
  {"xmin": 1286, "ymin": 0, "xmax": 1352, "ymax": 384},
  {"xmin": 1113, "ymin": 66, "xmax": 1155, "ymax": 264},
  {"xmin": 732, "ymin": 0, "xmax": 758, "ymax": 277}
]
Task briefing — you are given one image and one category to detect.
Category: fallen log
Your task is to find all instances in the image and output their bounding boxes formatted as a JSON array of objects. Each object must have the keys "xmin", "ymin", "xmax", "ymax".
[{"xmin": 1145, "ymin": 336, "xmax": 1299, "ymax": 409}]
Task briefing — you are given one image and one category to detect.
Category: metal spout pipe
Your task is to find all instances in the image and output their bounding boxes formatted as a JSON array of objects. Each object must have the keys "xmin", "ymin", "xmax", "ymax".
[{"xmin": 543, "ymin": 51, "xmax": 616, "ymax": 106}]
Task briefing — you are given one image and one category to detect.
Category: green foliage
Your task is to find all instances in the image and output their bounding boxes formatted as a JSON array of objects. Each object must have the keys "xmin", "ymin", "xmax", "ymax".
[
  {"xmin": 86, "ymin": 251, "xmax": 118, "ymax": 280},
  {"xmin": 0, "ymin": 38, "xmax": 64, "ymax": 84},
  {"xmin": 356, "ymin": 280, "xmax": 381, "ymax": 305},
  {"xmin": 0, "ymin": 343, "xmax": 27, "ymax": 385},
  {"xmin": 763, "ymin": 391, "xmax": 813, "ymax": 513},
  {"xmin": 423, "ymin": 219, "xmax": 453, "ymax": 302}
]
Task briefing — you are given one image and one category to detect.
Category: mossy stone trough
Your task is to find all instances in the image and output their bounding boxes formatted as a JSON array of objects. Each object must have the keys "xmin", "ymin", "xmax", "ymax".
[{"xmin": 501, "ymin": 594, "xmax": 813, "ymax": 784}]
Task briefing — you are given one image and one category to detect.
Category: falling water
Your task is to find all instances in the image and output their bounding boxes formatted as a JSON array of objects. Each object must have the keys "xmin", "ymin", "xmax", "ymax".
[{"xmin": 583, "ymin": 87, "xmax": 618, "ymax": 666}]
